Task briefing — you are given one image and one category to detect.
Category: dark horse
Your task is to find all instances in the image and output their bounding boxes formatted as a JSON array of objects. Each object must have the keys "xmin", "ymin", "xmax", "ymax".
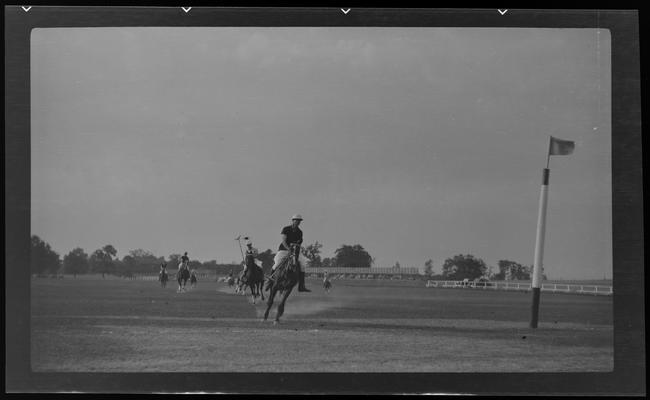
[
  {"xmin": 177, "ymin": 264, "xmax": 190, "ymax": 292},
  {"xmin": 323, "ymin": 276, "xmax": 332, "ymax": 293},
  {"xmin": 263, "ymin": 244, "xmax": 300, "ymax": 323},
  {"xmin": 190, "ymin": 272, "xmax": 198, "ymax": 288},
  {"xmin": 238, "ymin": 258, "xmax": 265, "ymax": 304},
  {"xmin": 159, "ymin": 270, "xmax": 168, "ymax": 288}
]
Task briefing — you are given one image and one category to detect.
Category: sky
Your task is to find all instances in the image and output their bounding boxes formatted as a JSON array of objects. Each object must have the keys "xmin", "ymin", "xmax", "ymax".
[{"xmin": 31, "ymin": 27, "xmax": 612, "ymax": 279}]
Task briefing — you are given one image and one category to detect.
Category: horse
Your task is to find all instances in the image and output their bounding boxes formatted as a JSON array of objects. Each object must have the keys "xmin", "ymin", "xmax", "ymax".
[
  {"xmin": 190, "ymin": 272, "xmax": 198, "ymax": 289},
  {"xmin": 263, "ymin": 244, "xmax": 300, "ymax": 323},
  {"xmin": 323, "ymin": 276, "xmax": 332, "ymax": 293},
  {"xmin": 238, "ymin": 262, "xmax": 265, "ymax": 304},
  {"xmin": 159, "ymin": 270, "xmax": 168, "ymax": 288},
  {"xmin": 176, "ymin": 264, "xmax": 190, "ymax": 292}
]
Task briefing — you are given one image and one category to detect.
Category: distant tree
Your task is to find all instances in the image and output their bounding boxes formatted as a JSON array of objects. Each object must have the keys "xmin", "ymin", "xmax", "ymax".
[
  {"xmin": 124, "ymin": 249, "xmax": 160, "ymax": 272},
  {"xmin": 333, "ymin": 244, "xmax": 373, "ymax": 269},
  {"xmin": 118, "ymin": 254, "xmax": 137, "ymax": 276},
  {"xmin": 441, "ymin": 254, "xmax": 487, "ymax": 280},
  {"xmin": 30, "ymin": 235, "xmax": 61, "ymax": 275},
  {"xmin": 424, "ymin": 259, "xmax": 434, "ymax": 276},
  {"xmin": 89, "ymin": 244, "xmax": 118, "ymax": 277},
  {"xmin": 257, "ymin": 249, "xmax": 275, "ymax": 274},
  {"xmin": 62, "ymin": 248, "xmax": 89, "ymax": 277},
  {"xmin": 103, "ymin": 245, "xmax": 117, "ymax": 259},
  {"xmin": 301, "ymin": 242, "xmax": 323, "ymax": 268},
  {"xmin": 321, "ymin": 257, "xmax": 332, "ymax": 269},
  {"xmin": 494, "ymin": 260, "xmax": 531, "ymax": 281},
  {"xmin": 168, "ymin": 254, "xmax": 181, "ymax": 267},
  {"xmin": 485, "ymin": 264, "xmax": 495, "ymax": 280}
]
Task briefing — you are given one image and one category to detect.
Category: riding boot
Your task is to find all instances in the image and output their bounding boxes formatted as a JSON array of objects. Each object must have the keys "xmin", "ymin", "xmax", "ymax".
[{"xmin": 298, "ymin": 271, "xmax": 311, "ymax": 292}]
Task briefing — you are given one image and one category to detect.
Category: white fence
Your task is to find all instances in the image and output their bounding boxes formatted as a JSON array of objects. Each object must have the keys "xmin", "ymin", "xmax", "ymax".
[
  {"xmin": 125, "ymin": 273, "xmax": 214, "ymax": 281},
  {"xmin": 305, "ymin": 267, "xmax": 420, "ymax": 275},
  {"xmin": 425, "ymin": 280, "xmax": 613, "ymax": 296}
]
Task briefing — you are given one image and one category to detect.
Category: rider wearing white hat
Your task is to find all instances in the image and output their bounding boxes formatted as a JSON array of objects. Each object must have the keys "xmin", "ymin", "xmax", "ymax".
[
  {"xmin": 268, "ymin": 214, "xmax": 311, "ymax": 292},
  {"xmin": 242, "ymin": 237, "xmax": 259, "ymax": 274}
]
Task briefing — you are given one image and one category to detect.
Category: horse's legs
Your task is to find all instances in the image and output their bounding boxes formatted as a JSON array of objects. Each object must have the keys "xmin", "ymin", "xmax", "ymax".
[
  {"xmin": 259, "ymin": 281, "xmax": 265, "ymax": 301},
  {"xmin": 263, "ymin": 288, "xmax": 278, "ymax": 321},
  {"xmin": 250, "ymin": 284, "xmax": 257, "ymax": 304},
  {"xmin": 275, "ymin": 287, "xmax": 293, "ymax": 322}
]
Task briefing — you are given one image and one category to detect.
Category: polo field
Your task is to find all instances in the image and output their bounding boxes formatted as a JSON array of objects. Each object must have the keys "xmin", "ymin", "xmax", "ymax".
[{"xmin": 31, "ymin": 275, "xmax": 613, "ymax": 372}]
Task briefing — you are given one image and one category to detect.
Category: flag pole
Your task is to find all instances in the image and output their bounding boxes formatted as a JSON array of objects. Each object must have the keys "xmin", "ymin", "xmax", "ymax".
[
  {"xmin": 531, "ymin": 139, "xmax": 551, "ymax": 329},
  {"xmin": 546, "ymin": 136, "xmax": 552, "ymax": 169}
]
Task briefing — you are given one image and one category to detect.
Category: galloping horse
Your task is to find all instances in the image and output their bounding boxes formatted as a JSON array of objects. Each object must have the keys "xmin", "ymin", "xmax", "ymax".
[
  {"xmin": 159, "ymin": 270, "xmax": 168, "ymax": 288},
  {"xmin": 238, "ymin": 262, "xmax": 265, "ymax": 304},
  {"xmin": 177, "ymin": 263, "xmax": 190, "ymax": 292},
  {"xmin": 263, "ymin": 244, "xmax": 300, "ymax": 323}
]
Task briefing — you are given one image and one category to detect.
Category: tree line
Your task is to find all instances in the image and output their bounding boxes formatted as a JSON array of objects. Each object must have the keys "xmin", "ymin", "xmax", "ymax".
[
  {"xmin": 423, "ymin": 255, "xmax": 547, "ymax": 281},
  {"xmin": 31, "ymin": 235, "xmax": 544, "ymax": 280},
  {"xmin": 30, "ymin": 236, "xmax": 376, "ymax": 278}
]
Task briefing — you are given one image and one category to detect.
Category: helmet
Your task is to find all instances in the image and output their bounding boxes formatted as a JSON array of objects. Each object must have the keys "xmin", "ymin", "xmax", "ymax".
[{"xmin": 291, "ymin": 214, "xmax": 303, "ymax": 221}]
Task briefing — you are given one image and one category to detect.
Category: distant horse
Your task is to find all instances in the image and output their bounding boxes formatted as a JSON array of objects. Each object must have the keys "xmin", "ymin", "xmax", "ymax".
[
  {"xmin": 263, "ymin": 244, "xmax": 300, "ymax": 323},
  {"xmin": 323, "ymin": 276, "xmax": 332, "ymax": 293},
  {"xmin": 177, "ymin": 264, "xmax": 190, "ymax": 292},
  {"xmin": 190, "ymin": 272, "xmax": 198, "ymax": 289},
  {"xmin": 238, "ymin": 261, "xmax": 265, "ymax": 304},
  {"xmin": 159, "ymin": 271, "xmax": 168, "ymax": 288}
]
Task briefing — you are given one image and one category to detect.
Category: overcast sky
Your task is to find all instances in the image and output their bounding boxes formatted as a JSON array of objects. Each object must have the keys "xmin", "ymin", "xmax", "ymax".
[{"xmin": 31, "ymin": 27, "xmax": 611, "ymax": 279}]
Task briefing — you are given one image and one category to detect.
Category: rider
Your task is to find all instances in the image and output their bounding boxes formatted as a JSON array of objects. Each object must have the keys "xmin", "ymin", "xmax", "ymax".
[
  {"xmin": 267, "ymin": 214, "xmax": 311, "ymax": 292},
  {"xmin": 242, "ymin": 238, "xmax": 260, "ymax": 274},
  {"xmin": 160, "ymin": 262, "xmax": 167, "ymax": 275},
  {"xmin": 180, "ymin": 252, "xmax": 190, "ymax": 271}
]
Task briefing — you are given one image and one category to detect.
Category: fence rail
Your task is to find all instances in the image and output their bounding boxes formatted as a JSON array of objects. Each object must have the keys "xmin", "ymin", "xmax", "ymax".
[
  {"xmin": 425, "ymin": 280, "xmax": 612, "ymax": 296},
  {"xmin": 123, "ymin": 272, "xmax": 214, "ymax": 281},
  {"xmin": 304, "ymin": 267, "xmax": 420, "ymax": 275}
]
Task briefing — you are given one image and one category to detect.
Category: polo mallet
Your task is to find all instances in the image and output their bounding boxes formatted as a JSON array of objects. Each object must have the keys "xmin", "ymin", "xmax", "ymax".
[{"xmin": 235, "ymin": 235, "xmax": 245, "ymax": 264}]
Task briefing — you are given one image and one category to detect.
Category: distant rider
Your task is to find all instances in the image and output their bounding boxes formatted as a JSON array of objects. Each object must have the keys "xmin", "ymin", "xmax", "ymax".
[
  {"xmin": 242, "ymin": 238, "xmax": 260, "ymax": 275},
  {"xmin": 267, "ymin": 214, "xmax": 311, "ymax": 292}
]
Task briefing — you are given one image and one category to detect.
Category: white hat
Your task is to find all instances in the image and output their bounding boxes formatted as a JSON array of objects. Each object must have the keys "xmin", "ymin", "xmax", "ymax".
[{"xmin": 291, "ymin": 214, "xmax": 303, "ymax": 221}]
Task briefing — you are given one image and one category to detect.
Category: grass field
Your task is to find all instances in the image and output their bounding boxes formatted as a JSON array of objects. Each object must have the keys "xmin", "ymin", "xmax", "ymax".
[{"xmin": 31, "ymin": 276, "xmax": 612, "ymax": 372}]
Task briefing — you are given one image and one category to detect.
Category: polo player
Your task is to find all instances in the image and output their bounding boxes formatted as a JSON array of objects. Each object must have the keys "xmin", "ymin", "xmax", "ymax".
[
  {"xmin": 267, "ymin": 214, "xmax": 311, "ymax": 292},
  {"xmin": 180, "ymin": 252, "xmax": 190, "ymax": 270},
  {"xmin": 242, "ymin": 238, "xmax": 260, "ymax": 275}
]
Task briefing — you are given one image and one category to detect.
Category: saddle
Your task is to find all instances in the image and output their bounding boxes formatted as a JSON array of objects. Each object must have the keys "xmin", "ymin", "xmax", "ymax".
[{"xmin": 265, "ymin": 255, "xmax": 298, "ymax": 290}]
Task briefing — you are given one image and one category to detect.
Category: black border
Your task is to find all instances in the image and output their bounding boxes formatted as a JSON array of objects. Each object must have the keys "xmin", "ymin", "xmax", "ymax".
[{"xmin": 5, "ymin": 7, "xmax": 644, "ymax": 394}]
